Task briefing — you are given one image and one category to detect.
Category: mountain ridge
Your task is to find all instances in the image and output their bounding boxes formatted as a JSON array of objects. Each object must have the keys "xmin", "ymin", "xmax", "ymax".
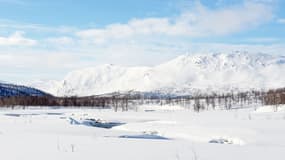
[
  {"xmin": 31, "ymin": 52, "xmax": 285, "ymax": 96},
  {"xmin": 0, "ymin": 82, "xmax": 51, "ymax": 97}
]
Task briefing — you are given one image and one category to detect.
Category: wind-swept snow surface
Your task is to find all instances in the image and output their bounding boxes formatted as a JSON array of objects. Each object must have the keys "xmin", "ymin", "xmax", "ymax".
[
  {"xmin": 34, "ymin": 52, "xmax": 285, "ymax": 96},
  {"xmin": 0, "ymin": 106, "xmax": 285, "ymax": 160}
]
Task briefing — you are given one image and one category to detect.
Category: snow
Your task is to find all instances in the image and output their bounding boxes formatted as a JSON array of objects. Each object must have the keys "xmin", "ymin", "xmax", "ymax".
[
  {"xmin": 32, "ymin": 52, "xmax": 285, "ymax": 96},
  {"xmin": 28, "ymin": 79, "xmax": 61, "ymax": 97},
  {"xmin": 254, "ymin": 105, "xmax": 285, "ymax": 113},
  {"xmin": 0, "ymin": 105, "xmax": 285, "ymax": 160},
  {"xmin": 0, "ymin": 82, "xmax": 49, "ymax": 97}
]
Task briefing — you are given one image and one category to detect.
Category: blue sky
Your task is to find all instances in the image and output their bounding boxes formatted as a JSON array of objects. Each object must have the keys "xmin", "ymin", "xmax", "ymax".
[
  {"xmin": 0, "ymin": 0, "xmax": 178, "ymax": 26},
  {"xmin": 0, "ymin": 0, "xmax": 285, "ymax": 83}
]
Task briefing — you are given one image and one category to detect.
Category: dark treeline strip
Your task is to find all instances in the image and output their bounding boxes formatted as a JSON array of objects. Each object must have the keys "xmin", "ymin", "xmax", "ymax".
[
  {"xmin": 264, "ymin": 88, "xmax": 285, "ymax": 105},
  {"xmin": 0, "ymin": 88, "xmax": 284, "ymax": 112},
  {"xmin": 0, "ymin": 95, "xmax": 136, "ymax": 111}
]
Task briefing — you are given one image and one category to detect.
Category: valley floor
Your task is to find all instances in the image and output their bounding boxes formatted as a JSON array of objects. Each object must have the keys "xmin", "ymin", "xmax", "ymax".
[{"xmin": 0, "ymin": 105, "xmax": 284, "ymax": 160}]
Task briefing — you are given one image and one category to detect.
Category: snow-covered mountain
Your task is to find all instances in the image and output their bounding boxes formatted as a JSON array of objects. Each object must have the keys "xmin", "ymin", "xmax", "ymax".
[
  {"xmin": 33, "ymin": 52, "xmax": 285, "ymax": 96},
  {"xmin": 0, "ymin": 82, "xmax": 50, "ymax": 97}
]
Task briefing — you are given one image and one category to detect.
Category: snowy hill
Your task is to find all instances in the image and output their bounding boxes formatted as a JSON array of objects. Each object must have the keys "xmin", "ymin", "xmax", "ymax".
[
  {"xmin": 0, "ymin": 82, "xmax": 50, "ymax": 97},
  {"xmin": 34, "ymin": 52, "xmax": 285, "ymax": 96}
]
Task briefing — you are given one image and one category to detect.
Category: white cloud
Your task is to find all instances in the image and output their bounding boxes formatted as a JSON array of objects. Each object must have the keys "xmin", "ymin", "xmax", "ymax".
[
  {"xmin": 46, "ymin": 37, "xmax": 74, "ymax": 45},
  {"xmin": 76, "ymin": 1, "xmax": 273, "ymax": 44},
  {"xmin": 277, "ymin": 18, "xmax": 285, "ymax": 24},
  {"xmin": 0, "ymin": 50, "xmax": 84, "ymax": 83},
  {"xmin": 0, "ymin": 31, "xmax": 37, "ymax": 46},
  {"xmin": 186, "ymin": 1, "xmax": 272, "ymax": 35},
  {"xmin": 0, "ymin": 19, "xmax": 77, "ymax": 33},
  {"xmin": 1, "ymin": 37, "xmax": 285, "ymax": 84},
  {"xmin": 188, "ymin": 42, "xmax": 285, "ymax": 55}
]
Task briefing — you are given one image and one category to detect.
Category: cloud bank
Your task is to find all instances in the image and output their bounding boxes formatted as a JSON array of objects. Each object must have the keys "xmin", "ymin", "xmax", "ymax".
[
  {"xmin": 0, "ymin": 31, "xmax": 37, "ymax": 46},
  {"xmin": 76, "ymin": 1, "xmax": 273, "ymax": 44}
]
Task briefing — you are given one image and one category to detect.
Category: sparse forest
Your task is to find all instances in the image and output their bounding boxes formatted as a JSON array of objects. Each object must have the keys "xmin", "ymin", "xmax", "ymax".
[{"xmin": 1, "ymin": 87, "xmax": 284, "ymax": 111}]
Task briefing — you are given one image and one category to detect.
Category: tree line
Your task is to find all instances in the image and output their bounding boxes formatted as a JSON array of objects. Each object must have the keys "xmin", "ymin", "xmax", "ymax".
[{"xmin": 0, "ymin": 88, "xmax": 284, "ymax": 111}]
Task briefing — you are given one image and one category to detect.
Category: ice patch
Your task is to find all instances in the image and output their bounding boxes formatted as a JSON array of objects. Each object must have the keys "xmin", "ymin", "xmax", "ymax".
[
  {"xmin": 119, "ymin": 131, "xmax": 170, "ymax": 140},
  {"xmin": 46, "ymin": 112, "xmax": 63, "ymax": 115},
  {"xmin": 150, "ymin": 120, "xmax": 177, "ymax": 124},
  {"xmin": 5, "ymin": 113, "xmax": 40, "ymax": 117},
  {"xmin": 5, "ymin": 112, "xmax": 63, "ymax": 117},
  {"xmin": 209, "ymin": 137, "xmax": 245, "ymax": 145},
  {"xmin": 69, "ymin": 117, "xmax": 125, "ymax": 129}
]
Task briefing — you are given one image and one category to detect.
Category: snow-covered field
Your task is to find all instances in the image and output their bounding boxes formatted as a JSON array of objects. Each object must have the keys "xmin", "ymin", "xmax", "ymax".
[{"xmin": 0, "ymin": 105, "xmax": 285, "ymax": 160}]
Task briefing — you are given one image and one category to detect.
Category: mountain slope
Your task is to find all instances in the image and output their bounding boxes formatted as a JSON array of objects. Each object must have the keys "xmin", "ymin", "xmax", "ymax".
[
  {"xmin": 34, "ymin": 52, "xmax": 285, "ymax": 96},
  {"xmin": 0, "ymin": 82, "xmax": 50, "ymax": 97}
]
